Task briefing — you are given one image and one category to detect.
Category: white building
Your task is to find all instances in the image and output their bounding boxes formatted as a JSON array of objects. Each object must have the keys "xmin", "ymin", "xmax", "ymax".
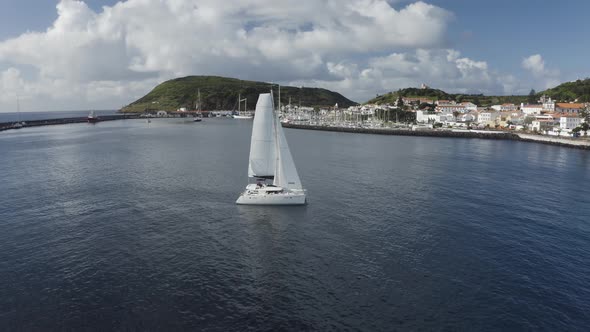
[
  {"xmin": 559, "ymin": 116, "xmax": 582, "ymax": 130},
  {"xmin": 458, "ymin": 113, "xmax": 477, "ymax": 122},
  {"xmin": 416, "ymin": 111, "xmax": 454, "ymax": 123},
  {"xmin": 531, "ymin": 120, "xmax": 556, "ymax": 132},
  {"xmin": 460, "ymin": 102, "xmax": 478, "ymax": 112},
  {"xmin": 436, "ymin": 104, "xmax": 471, "ymax": 114},
  {"xmin": 491, "ymin": 103, "xmax": 518, "ymax": 112},
  {"xmin": 416, "ymin": 110, "xmax": 440, "ymax": 123},
  {"xmin": 521, "ymin": 104, "xmax": 543, "ymax": 115},
  {"xmin": 540, "ymin": 96, "xmax": 555, "ymax": 112},
  {"xmin": 478, "ymin": 112, "xmax": 499, "ymax": 123}
]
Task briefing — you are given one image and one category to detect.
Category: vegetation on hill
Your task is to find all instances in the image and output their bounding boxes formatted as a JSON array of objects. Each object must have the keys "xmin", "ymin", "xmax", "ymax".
[
  {"xmin": 367, "ymin": 87, "xmax": 529, "ymax": 107},
  {"xmin": 368, "ymin": 79, "xmax": 590, "ymax": 107},
  {"xmin": 121, "ymin": 76, "xmax": 357, "ymax": 112},
  {"xmin": 369, "ymin": 87, "xmax": 451, "ymax": 105},
  {"xmin": 539, "ymin": 78, "xmax": 590, "ymax": 102}
]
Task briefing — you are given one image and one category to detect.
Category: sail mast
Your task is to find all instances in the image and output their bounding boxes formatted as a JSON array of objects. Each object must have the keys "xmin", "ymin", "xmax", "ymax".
[{"xmin": 272, "ymin": 90, "xmax": 281, "ymax": 186}]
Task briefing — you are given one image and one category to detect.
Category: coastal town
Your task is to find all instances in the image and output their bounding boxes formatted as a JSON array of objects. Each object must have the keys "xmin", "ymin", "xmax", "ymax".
[{"xmin": 278, "ymin": 85, "xmax": 589, "ymax": 139}]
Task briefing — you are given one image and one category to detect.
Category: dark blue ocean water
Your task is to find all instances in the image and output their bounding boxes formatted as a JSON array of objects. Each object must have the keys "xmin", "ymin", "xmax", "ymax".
[
  {"xmin": 1, "ymin": 118, "xmax": 589, "ymax": 331},
  {"xmin": 0, "ymin": 110, "xmax": 117, "ymax": 123}
]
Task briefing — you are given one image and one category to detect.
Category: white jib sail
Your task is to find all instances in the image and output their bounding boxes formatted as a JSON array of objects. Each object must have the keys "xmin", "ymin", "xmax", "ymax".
[
  {"xmin": 248, "ymin": 93, "xmax": 276, "ymax": 178},
  {"xmin": 272, "ymin": 112, "xmax": 303, "ymax": 190}
]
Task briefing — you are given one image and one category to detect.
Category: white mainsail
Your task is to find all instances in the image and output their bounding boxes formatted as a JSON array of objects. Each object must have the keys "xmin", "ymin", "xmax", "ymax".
[
  {"xmin": 236, "ymin": 92, "xmax": 306, "ymax": 205},
  {"xmin": 248, "ymin": 93, "xmax": 275, "ymax": 178},
  {"xmin": 272, "ymin": 107, "xmax": 303, "ymax": 190}
]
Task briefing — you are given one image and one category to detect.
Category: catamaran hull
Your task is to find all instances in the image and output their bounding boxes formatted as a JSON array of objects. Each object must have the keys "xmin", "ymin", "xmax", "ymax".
[{"xmin": 236, "ymin": 192, "xmax": 306, "ymax": 205}]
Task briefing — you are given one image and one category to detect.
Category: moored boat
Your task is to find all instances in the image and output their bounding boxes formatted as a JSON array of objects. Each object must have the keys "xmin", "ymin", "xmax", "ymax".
[{"xmin": 87, "ymin": 110, "xmax": 99, "ymax": 123}]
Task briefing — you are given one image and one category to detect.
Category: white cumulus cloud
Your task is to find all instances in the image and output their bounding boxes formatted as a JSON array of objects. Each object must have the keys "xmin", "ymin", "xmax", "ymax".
[
  {"xmin": 290, "ymin": 49, "xmax": 521, "ymax": 101},
  {"xmin": 522, "ymin": 54, "xmax": 546, "ymax": 76},
  {"xmin": 0, "ymin": 0, "xmax": 453, "ymax": 110},
  {"xmin": 522, "ymin": 54, "xmax": 561, "ymax": 89},
  {"xmin": 0, "ymin": 0, "xmax": 539, "ymax": 111}
]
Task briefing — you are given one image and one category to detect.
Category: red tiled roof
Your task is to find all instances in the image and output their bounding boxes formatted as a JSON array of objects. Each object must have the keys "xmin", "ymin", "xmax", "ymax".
[{"xmin": 556, "ymin": 103, "xmax": 585, "ymax": 109}]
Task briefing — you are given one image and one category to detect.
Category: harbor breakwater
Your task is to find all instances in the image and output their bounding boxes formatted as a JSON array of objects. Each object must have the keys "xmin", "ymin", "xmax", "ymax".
[
  {"xmin": 282, "ymin": 123, "xmax": 590, "ymax": 150},
  {"xmin": 0, "ymin": 114, "xmax": 140, "ymax": 132}
]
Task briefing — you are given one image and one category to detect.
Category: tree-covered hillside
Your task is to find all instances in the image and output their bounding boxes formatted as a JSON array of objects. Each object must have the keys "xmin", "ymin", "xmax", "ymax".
[
  {"xmin": 367, "ymin": 79, "xmax": 590, "ymax": 106},
  {"xmin": 540, "ymin": 78, "xmax": 590, "ymax": 102},
  {"xmin": 369, "ymin": 88, "xmax": 451, "ymax": 104},
  {"xmin": 366, "ymin": 87, "xmax": 528, "ymax": 106},
  {"xmin": 121, "ymin": 76, "xmax": 357, "ymax": 112}
]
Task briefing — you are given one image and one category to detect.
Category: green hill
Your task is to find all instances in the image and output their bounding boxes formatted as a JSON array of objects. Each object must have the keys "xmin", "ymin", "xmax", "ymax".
[
  {"xmin": 121, "ymin": 76, "xmax": 357, "ymax": 112},
  {"xmin": 540, "ymin": 78, "xmax": 590, "ymax": 102},
  {"xmin": 368, "ymin": 79, "xmax": 590, "ymax": 106},
  {"xmin": 369, "ymin": 87, "xmax": 451, "ymax": 105},
  {"xmin": 367, "ymin": 87, "xmax": 528, "ymax": 106}
]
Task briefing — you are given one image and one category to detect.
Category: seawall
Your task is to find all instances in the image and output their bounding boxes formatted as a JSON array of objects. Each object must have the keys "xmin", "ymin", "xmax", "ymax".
[
  {"xmin": 282, "ymin": 123, "xmax": 590, "ymax": 150},
  {"xmin": 0, "ymin": 114, "xmax": 140, "ymax": 132}
]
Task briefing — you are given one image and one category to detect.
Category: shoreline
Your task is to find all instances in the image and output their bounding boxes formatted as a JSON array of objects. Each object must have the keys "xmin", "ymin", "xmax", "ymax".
[
  {"xmin": 0, "ymin": 114, "xmax": 140, "ymax": 132},
  {"xmin": 282, "ymin": 123, "xmax": 590, "ymax": 150},
  {"xmin": 2, "ymin": 116, "xmax": 589, "ymax": 150}
]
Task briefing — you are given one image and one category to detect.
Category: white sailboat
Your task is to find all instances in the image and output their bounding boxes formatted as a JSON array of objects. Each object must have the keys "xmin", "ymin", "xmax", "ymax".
[
  {"xmin": 194, "ymin": 89, "xmax": 203, "ymax": 122},
  {"xmin": 233, "ymin": 94, "xmax": 253, "ymax": 119},
  {"xmin": 236, "ymin": 93, "xmax": 306, "ymax": 205},
  {"xmin": 87, "ymin": 110, "xmax": 99, "ymax": 123}
]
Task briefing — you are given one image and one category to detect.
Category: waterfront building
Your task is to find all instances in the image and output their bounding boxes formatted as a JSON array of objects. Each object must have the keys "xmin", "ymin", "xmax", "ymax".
[
  {"xmin": 559, "ymin": 114, "xmax": 582, "ymax": 130},
  {"xmin": 457, "ymin": 113, "xmax": 477, "ymax": 122},
  {"xmin": 531, "ymin": 119, "xmax": 556, "ymax": 132},
  {"xmin": 505, "ymin": 113, "xmax": 525, "ymax": 125},
  {"xmin": 478, "ymin": 111, "xmax": 499, "ymax": 124},
  {"xmin": 416, "ymin": 110, "xmax": 454, "ymax": 123}
]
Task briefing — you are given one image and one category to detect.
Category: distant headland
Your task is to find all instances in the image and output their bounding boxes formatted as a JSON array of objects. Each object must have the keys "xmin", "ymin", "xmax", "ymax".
[{"xmin": 120, "ymin": 76, "xmax": 358, "ymax": 113}]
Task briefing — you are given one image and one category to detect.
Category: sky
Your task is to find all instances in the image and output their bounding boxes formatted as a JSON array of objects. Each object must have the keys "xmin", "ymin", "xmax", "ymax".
[{"xmin": 0, "ymin": 0, "xmax": 589, "ymax": 112}]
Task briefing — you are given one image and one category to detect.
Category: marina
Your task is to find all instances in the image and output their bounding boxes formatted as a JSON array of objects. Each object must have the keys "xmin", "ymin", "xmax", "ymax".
[{"xmin": 2, "ymin": 110, "xmax": 589, "ymax": 150}]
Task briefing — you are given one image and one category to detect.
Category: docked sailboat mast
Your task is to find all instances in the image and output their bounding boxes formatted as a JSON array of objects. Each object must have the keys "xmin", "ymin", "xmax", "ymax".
[
  {"xmin": 16, "ymin": 95, "xmax": 20, "ymax": 122},
  {"xmin": 196, "ymin": 89, "xmax": 202, "ymax": 114},
  {"xmin": 238, "ymin": 93, "xmax": 247, "ymax": 113}
]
